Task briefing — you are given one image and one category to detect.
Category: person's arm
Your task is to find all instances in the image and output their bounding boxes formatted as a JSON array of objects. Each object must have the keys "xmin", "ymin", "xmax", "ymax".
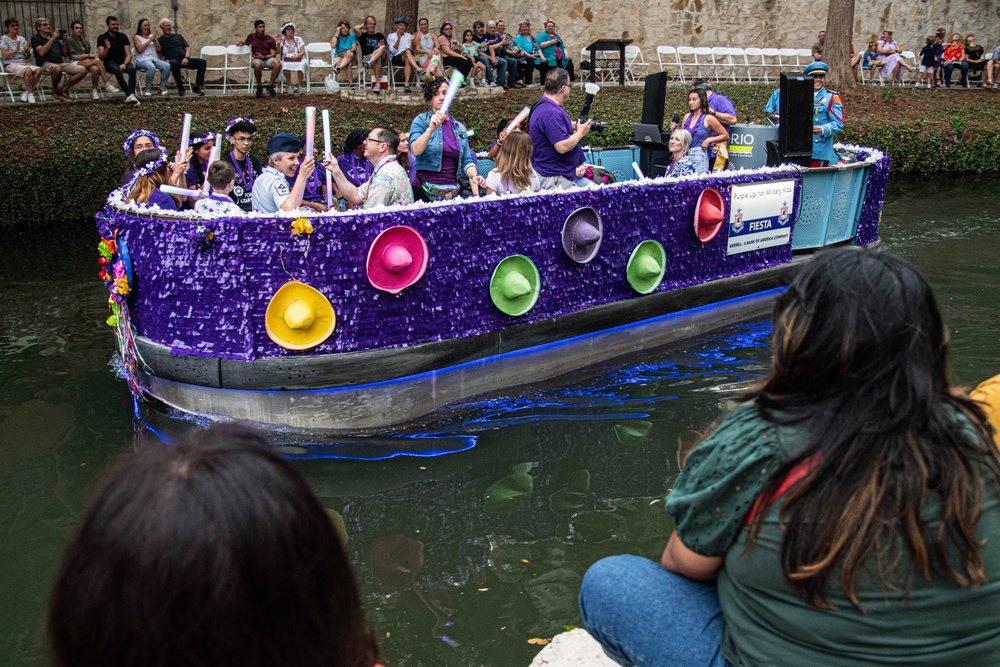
[
  {"xmin": 97, "ymin": 34, "xmax": 109, "ymax": 60},
  {"xmin": 353, "ymin": 23, "xmax": 364, "ymax": 37},
  {"xmin": 660, "ymin": 532, "xmax": 724, "ymax": 582},
  {"xmin": 324, "ymin": 155, "xmax": 360, "ymax": 205},
  {"xmin": 294, "ymin": 39, "xmax": 305, "ymax": 60},
  {"xmin": 267, "ymin": 39, "xmax": 276, "ymax": 59},
  {"xmin": 280, "ymin": 156, "xmax": 315, "ymax": 211},
  {"xmin": 411, "ymin": 112, "xmax": 443, "ymax": 156},
  {"xmin": 553, "ymin": 118, "xmax": 592, "ymax": 154},
  {"xmin": 465, "ymin": 162, "xmax": 485, "ymax": 195},
  {"xmin": 702, "ymin": 115, "xmax": 729, "ymax": 148},
  {"xmin": 876, "ymin": 41, "xmax": 891, "ymax": 55},
  {"xmin": 0, "ymin": 38, "xmax": 19, "ymax": 59},
  {"xmin": 33, "ymin": 33, "xmax": 58, "ymax": 57},
  {"xmin": 123, "ymin": 36, "xmax": 132, "ymax": 65}
]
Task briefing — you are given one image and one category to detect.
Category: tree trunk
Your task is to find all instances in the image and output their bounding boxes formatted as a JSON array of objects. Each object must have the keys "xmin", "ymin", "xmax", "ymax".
[
  {"xmin": 825, "ymin": 0, "xmax": 856, "ymax": 90},
  {"xmin": 385, "ymin": 0, "xmax": 420, "ymax": 35}
]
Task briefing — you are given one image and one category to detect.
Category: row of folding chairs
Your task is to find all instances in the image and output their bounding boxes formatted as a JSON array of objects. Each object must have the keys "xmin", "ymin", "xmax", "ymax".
[{"xmin": 578, "ymin": 45, "xmax": 649, "ymax": 86}]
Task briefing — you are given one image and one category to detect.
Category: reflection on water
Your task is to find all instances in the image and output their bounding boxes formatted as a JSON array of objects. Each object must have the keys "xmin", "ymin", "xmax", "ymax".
[{"xmin": 1, "ymin": 178, "xmax": 999, "ymax": 666}]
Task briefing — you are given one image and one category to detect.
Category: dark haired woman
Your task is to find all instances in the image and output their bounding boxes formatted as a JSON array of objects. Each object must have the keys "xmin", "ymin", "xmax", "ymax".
[
  {"xmin": 675, "ymin": 88, "xmax": 728, "ymax": 173},
  {"xmin": 66, "ymin": 21, "xmax": 107, "ymax": 100},
  {"xmin": 133, "ymin": 18, "xmax": 170, "ymax": 95},
  {"xmin": 409, "ymin": 76, "xmax": 485, "ymax": 200},
  {"xmin": 184, "ymin": 130, "xmax": 214, "ymax": 190},
  {"xmin": 122, "ymin": 129, "xmax": 160, "ymax": 184},
  {"xmin": 337, "ymin": 128, "xmax": 374, "ymax": 188},
  {"xmin": 49, "ymin": 424, "xmax": 381, "ymax": 667},
  {"xmin": 579, "ymin": 247, "xmax": 1000, "ymax": 666},
  {"xmin": 435, "ymin": 22, "xmax": 473, "ymax": 79}
]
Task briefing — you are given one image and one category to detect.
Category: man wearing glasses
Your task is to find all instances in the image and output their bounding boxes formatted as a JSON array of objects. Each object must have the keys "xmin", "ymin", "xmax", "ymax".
[
  {"xmin": 222, "ymin": 118, "xmax": 261, "ymax": 211},
  {"xmin": 326, "ymin": 128, "xmax": 413, "ymax": 208},
  {"xmin": 529, "ymin": 67, "xmax": 591, "ymax": 190},
  {"xmin": 30, "ymin": 17, "xmax": 86, "ymax": 100}
]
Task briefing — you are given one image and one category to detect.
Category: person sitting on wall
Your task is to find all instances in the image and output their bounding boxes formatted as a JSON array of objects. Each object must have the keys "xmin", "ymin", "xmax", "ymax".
[
  {"xmin": 805, "ymin": 61, "xmax": 843, "ymax": 168},
  {"xmin": 811, "ymin": 42, "xmax": 823, "ymax": 61},
  {"xmin": 222, "ymin": 117, "xmax": 261, "ymax": 212},
  {"xmin": 331, "ymin": 20, "xmax": 358, "ymax": 88},
  {"xmin": 239, "ymin": 19, "xmax": 280, "ymax": 97},
  {"xmin": 97, "ymin": 16, "xmax": 140, "ymax": 104},
  {"xmin": 30, "ymin": 17, "xmax": 87, "ymax": 101},
  {"xmin": 486, "ymin": 20, "xmax": 519, "ymax": 89},
  {"xmin": 157, "ymin": 18, "xmax": 206, "ymax": 97},
  {"xmin": 386, "ymin": 17, "xmax": 419, "ymax": 92},
  {"xmin": 964, "ymin": 34, "xmax": 985, "ymax": 86},
  {"xmin": 48, "ymin": 424, "xmax": 381, "ymax": 667},
  {"xmin": 354, "ymin": 15, "xmax": 387, "ymax": 93},
  {"xmin": 66, "ymin": 21, "xmax": 110, "ymax": 102},
  {"xmin": 1, "ymin": 17, "xmax": 41, "ymax": 103},
  {"xmin": 496, "ymin": 20, "xmax": 526, "ymax": 87},
  {"xmin": 471, "ymin": 20, "xmax": 502, "ymax": 88},
  {"xmin": 251, "ymin": 132, "xmax": 315, "ymax": 213},
  {"xmin": 942, "ymin": 31, "xmax": 969, "ymax": 88},
  {"xmin": 513, "ymin": 20, "xmax": 544, "ymax": 87},
  {"xmin": 528, "ymin": 67, "xmax": 591, "ymax": 190},
  {"xmin": 436, "ymin": 22, "xmax": 473, "ymax": 80},
  {"xmin": 195, "ymin": 161, "xmax": 245, "ymax": 216},
  {"xmin": 326, "ymin": 127, "xmax": 414, "ymax": 209}
]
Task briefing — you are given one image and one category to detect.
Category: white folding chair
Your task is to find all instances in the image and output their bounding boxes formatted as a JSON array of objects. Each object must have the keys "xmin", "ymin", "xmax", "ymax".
[
  {"xmin": 778, "ymin": 48, "xmax": 798, "ymax": 71},
  {"xmin": 743, "ymin": 47, "xmax": 764, "ymax": 83},
  {"xmin": 693, "ymin": 47, "xmax": 713, "ymax": 78},
  {"xmin": 656, "ymin": 46, "xmax": 680, "ymax": 78},
  {"xmin": 304, "ymin": 42, "xmax": 334, "ymax": 92},
  {"xmin": 624, "ymin": 45, "xmax": 647, "ymax": 83},
  {"xmin": 712, "ymin": 46, "xmax": 735, "ymax": 82},
  {"xmin": 224, "ymin": 45, "xmax": 251, "ymax": 93},
  {"xmin": 796, "ymin": 48, "xmax": 813, "ymax": 67},
  {"xmin": 761, "ymin": 48, "xmax": 781, "ymax": 83},
  {"xmin": 0, "ymin": 55, "xmax": 17, "ymax": 102},
  {"xmin": 676, "ymin": 46, "xmax": 696, "ymax": 82},
  {"xmin": 199, "ymin": 45, "xmax": 227, "ymax": 94},
  {"xmin": 899, "ymin": 50, "xmax": 917, "ymax": 83}
]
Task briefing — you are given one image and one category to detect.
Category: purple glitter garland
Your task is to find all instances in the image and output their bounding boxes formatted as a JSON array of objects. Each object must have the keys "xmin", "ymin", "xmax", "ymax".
[{"xmin": 101, "ymin": 170, "xmax": 811, "ymax": 362}]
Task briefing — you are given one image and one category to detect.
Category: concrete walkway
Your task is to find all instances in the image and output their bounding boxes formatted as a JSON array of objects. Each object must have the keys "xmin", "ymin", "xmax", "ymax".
[{"xmin": 529, "ymin": 629, "xmax": 620, "ymax": 666}]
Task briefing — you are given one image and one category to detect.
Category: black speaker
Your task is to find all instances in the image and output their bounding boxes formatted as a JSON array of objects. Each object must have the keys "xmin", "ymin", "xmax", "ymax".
[
  {"xmin": 641, "ymin": 72, "xmax": 668, "ymax": 130},
  {"xmin": 779, "ymin": 72, "xmax": 813, "ymax": 156}
]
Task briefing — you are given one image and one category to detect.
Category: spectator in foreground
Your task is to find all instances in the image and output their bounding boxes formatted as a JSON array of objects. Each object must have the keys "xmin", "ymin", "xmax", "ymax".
[
  {"xmin": 579, "ymin": 246, "xmax": 1000, "ymax": 667},
  {"xmin": 537, "ymin": 20, "xmax": 574, "ymax": 81},
  {"xmin": 528, "ymin": 67, "xmax": 590, "ymax": 189},
  {"xmin": 279, "ymin": 22, "xmax": 305, "ymax": 94},
  {"xmin": 48, "ymin": 424, "xmax": 380, "ymax": 667},
  {"xmin": 2, "ymin": 17, "xmax": 42, "ymax": 103},
  {"xmin": 386, "ymin": 17, "xmax": 419, "ymax": 92},
  {"xmin": 241, "ymin": 19, "xmax": 281, "ymax": 97},
  {"xmin": 942, "ymin": 31, "xmax": 969, "ymax": 88},
  {"xmin": 31, "ymin": 17, "xmax": 86, "ymax": 101},
  {"xmin": 157, "ymin": 18, "xmax": 206, "ymax": 96},
  {"xmin": 97, "ymin": 15, "xmax": 140, "ymax": 105},
  {"xmin": 354, "ymin": 15, "xmax": 387, "ymax": 93},
  {"xmin": 332, "ymin": 21, "xmax": 358, "ymax": 88},
  {"xmin": 66, "ymin": 21, "xmax": 108, "ymax": 101},
  {"xmin": 133, "ymin": 18, "xmax": 170, "ymax": 96},
  {"xmin": 327, "ymin": 127, "xmax": 414, "ymax": 208}
]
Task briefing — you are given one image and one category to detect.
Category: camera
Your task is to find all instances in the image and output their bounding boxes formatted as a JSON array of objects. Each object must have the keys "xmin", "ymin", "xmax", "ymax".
[
  {"xmin": 57, "ymin": 29, "xmax": 67, "ymax": 38},
  {"xmin": 586, "ymin": 119, "xmax": 605, "ymax": 133}
]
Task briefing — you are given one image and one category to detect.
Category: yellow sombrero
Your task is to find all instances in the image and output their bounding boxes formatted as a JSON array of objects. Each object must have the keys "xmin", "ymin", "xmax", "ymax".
[{"xmin": 265, "ymin": 281, "xmax": 336, "ymax": 350}]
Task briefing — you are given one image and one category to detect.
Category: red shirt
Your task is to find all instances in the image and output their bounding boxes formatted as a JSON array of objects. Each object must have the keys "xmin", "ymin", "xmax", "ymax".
[
  {"xmin": 245, "ymin": 32, "xmax": 276, "ymax": 58},
  {"xmin": 943, "ymin": 44, "xmax": 963, "ymax": 61}
]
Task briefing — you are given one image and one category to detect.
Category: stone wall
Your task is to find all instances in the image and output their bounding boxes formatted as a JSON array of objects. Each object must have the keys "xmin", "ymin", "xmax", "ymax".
[{"xmin": 78, "ymin": 0, "xmax": 1000, "ymax": 70}]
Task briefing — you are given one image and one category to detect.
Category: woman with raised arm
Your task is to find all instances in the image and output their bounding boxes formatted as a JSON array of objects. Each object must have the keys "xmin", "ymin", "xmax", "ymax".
[
  {"xmin": 133, "ymin": 18, "xmax": 170, "ymax": 95},
  {"xmin": 579, "ymin": 247, "xmax": 1000, "ymax": 667}
]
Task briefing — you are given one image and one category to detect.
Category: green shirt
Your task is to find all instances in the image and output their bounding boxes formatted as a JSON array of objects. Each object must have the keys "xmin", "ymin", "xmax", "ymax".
[
  {"xmin": 666, "ymin": 404, "xmax": 1000, "ymax": 666},
  {"xmin": 67, "ymin": 35, "xmax": 90, "ymax": 60}
]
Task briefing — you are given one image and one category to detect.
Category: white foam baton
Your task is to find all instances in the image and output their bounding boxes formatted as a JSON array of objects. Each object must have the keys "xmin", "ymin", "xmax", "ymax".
[
  {"xmin": 504, "ymin": 106, "xmax": 531, "ymax": 135},
  {"xmin": 632, "ymin": 162, "xmax": 645, "ymax": 179},
  {"xmin": 304, "ymin": 106, "xmax": 316, "ymax": 160},
  {"xmin": 160, "ymin": 184, "xmax": 206, "ymax": 199},
  {"xmin": 322, "ymin": 108, "xmax": 333, "ymax": 208},
  {"xmin": 202, "ymin": 133, "xmax": 222, "ymax": 193},
  {"xmin": 179, "ymin": 113, "xmax": 192, "ymax": 157},
  {"xmin": 438, "ymin": 69, "xmax": 465, "ymax": 118}
]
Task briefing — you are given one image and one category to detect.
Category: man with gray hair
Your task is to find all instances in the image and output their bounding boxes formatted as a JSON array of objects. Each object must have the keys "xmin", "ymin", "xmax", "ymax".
[
  {"xmin": 30, "ymin": 17, "xmax": 86, "ymax": 100},
  {"xmin": 528, "ymin": 67, "xmax": 591, "ymax": 190},
  {"xmin": 252, "ymin": 133, "xmax": 316, "ymax": 213},
  {"xmin": 156, "ymin": 18, "xmax": 206, "ymax": 96}
]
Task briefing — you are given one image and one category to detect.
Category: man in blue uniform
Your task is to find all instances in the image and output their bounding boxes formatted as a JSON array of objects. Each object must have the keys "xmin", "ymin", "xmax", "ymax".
[{"xmin": 803, "ymin": 61, "xmax": 843, "ymax": 167}]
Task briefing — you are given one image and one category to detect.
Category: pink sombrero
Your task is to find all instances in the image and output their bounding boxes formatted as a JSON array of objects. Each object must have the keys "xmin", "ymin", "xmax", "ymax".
[
  {"xmin": 694, "ymin": 188, "xmax": 725, "ymax": 242},
  {"xmin": 366, "ymin": 226, "xmax": 429, "ymax": 294}
]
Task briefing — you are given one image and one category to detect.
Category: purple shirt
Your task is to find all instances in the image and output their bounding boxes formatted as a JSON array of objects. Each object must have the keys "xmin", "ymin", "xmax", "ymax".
[
  {"xmin": 146, "ymin": 189, "xmax": 178, "ymax": 211},
  {"xmin": 708, "ymin": 92, "xmax": 736, "ymax": 130},
  {"xmin": 286, "ymin": 162, "xmax": 328, "ymax": 203},
  {"xmin": 529, "ymin": 96, "xmax": 584, "ymax": 180},
  {"xmin": 337, "ymin": 153, "xmax": 373, "ymax": 187},
  {"xmin": 417, "ymin": 119, "xmax": 461, "ymax": 186}
]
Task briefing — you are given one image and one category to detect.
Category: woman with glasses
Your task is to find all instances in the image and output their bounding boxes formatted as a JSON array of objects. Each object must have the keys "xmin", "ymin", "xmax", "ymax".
[
  {"xmin": 222, "ymin": 118, "xmax": 261, "ymax": 212},
  {"xmin": 1, "ymin": 18, "xmax": 41, "ymax": 103},
  {"xmin": 409, "ymin": 75, "xmax": 485, "ymax": 200},
  {"xmin": 435, "ymin": 22, "xmax": 472, "ymax": 79}
]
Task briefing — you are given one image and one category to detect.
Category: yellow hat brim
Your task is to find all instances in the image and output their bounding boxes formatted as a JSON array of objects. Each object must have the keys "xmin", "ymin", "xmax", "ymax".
[{"xmin": 265, "ymin": 281, "xmax": 336, "ymax": 350}]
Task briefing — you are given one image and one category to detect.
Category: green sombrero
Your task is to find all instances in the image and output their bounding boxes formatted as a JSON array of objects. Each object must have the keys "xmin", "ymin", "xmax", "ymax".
[
  {"xmin": 490, "ymin": 255, "xmax": 541, "ymax": 316},
  {"xmin": 626, "ymin": 240, "xmax": 667, "ymax": 294}
]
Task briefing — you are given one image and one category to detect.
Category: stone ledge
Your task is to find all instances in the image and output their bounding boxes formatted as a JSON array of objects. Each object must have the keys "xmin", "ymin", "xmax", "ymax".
[{"xmin": 528, "ymin": 629, "xmax": 619, "ymax": 667}]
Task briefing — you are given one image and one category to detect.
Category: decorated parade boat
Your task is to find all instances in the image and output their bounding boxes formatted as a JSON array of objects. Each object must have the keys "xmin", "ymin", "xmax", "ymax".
[{"xmin": 96, "ymin": 143, "xmax": 888, "ymax": 432}]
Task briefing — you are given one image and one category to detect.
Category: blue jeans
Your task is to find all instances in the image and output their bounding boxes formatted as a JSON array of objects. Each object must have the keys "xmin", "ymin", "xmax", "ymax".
[
  {"xmin": 135, "ymin": 59, "xmax": 171, "ymax": 91},
  {"xmin": 943, "ymin": 61, "xmax": 970, "ymax": 87},
  {"xmin": 501, "ymin": 55, "xmax": 518, "ymax": 86},
  {"xmin": 476, "ymin": 55, "xmax": 505, "ymax": 84},
  {"xmin": 579, "ymin": 555, "xmax": 731, "ymax": 667}
]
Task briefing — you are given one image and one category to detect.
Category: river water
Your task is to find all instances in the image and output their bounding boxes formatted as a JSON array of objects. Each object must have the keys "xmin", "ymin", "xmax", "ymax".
[{"xmin": 1, "ymin": 177, "xmax": 997, "ymax": 666}]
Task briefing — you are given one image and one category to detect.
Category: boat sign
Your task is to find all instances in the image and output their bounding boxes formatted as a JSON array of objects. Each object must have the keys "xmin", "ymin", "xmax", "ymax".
[{"xmin": 727, "ymin": 179, "xmax": 796, "ymax": 255}]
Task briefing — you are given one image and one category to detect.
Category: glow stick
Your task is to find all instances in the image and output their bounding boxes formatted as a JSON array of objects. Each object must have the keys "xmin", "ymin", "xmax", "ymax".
[
  {"xmin": 202, "ymin": 133, "xmax": 223, "ymax": 193},
  {"xmin": 304, "ymin": 106, "xmax": 316, "ymax": 159},
  {"xmin": 504, "ymin": 107, "xmax": 531, "ymax": 136},
  {"xmin": 438, "ymin": 69, "xmax": 465, "ymax": 118},
  {"xmin": 160, "ymin": 184, "xmax": 206, "ymax": 199},
  {"xmin": 179, "ymin": 113, "xmax": 192, "ymax": 156},
  {"xmin": 632, "ymin": 162, "xmax": 645, "ymax": 179},
  {"xmin": 323, "ymin": 109, "xmax": 333, "ymax": 207}
]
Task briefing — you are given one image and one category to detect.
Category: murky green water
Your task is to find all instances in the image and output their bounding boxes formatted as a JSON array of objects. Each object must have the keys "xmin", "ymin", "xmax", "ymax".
[{"xmin": 1, "ymin": 178, "xmax": 998, "ymax": 666}]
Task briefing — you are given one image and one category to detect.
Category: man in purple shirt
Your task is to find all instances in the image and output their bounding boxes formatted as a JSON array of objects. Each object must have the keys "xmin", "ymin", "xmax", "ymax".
[
  {"xmin": 691, "ymin": 78, "xmax": 737, "ymax": 169},
  {"xmin": 528, "ymin": 67, "xmax": 591, "ymax": 190},
  {"xmin": 239, "ymin": 19, "xmax": 280, "ymax": 97}
]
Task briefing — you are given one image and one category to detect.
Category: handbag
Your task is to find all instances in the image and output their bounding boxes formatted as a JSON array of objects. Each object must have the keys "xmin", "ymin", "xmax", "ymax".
[{"xmin": 421, "ymin": 182, "xmax": 461, "ymax": 200}]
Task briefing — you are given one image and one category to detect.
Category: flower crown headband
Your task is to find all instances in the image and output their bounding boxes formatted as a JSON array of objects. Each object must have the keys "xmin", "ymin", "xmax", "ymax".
[
  {"xmin": 281, "ymin": 21, "xmax": 295, "ymax": 32},
  {"xmin": 134, "ymin": 146, "xmax": 169, "ymax": 178},
  {"xmin": 122, "ymin": 129, "xmax": 161, "ymax": 157},
  {"xmin": 226, "ymin": 116, "xmax": 256, "ymax": 139}
]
